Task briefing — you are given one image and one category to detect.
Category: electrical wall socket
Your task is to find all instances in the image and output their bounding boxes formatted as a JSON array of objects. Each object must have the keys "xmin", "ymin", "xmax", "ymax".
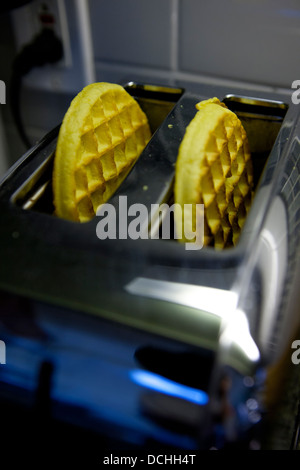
[
  {"xmin": 12, "ymin": 0, "xmax": 72, "ymax": 68},
  {"xmin": 11, "ymin": 0, "xmax": 93, "ymax": 94}
]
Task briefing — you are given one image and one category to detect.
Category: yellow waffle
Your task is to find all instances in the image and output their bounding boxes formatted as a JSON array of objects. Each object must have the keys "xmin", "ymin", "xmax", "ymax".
[
  {"xmin": 53, "ymin": 82, "xmax": 151, "ymax": 222},
  {"xmin": 174, "ymin": 97, "xmax": 253, "ymax": 249}
]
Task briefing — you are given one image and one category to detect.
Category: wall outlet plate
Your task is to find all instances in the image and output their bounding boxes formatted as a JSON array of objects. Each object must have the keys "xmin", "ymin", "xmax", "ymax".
[{"xmin": 11, "ymin": 0, "xmax": 95, "ymax": 94}]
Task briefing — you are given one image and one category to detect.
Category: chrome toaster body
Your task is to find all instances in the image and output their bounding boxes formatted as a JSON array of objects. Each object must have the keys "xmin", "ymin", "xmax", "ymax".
[{"xmin": 0, "ymin": 82, "xmax": 299, "ymax": 453}]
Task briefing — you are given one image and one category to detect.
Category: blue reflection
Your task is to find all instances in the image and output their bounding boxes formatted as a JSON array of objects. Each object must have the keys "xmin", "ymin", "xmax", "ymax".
[{"xmin": 130, "ymin": 369, "xmax": 209, "ymax": 405}]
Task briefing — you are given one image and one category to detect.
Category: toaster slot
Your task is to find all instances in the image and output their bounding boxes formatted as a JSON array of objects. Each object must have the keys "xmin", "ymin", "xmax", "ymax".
[
  {"xmin": 12, "ymin": 88, "xmax": 288, "ymax": 251},
  {"xmin": 13, "ymin": 83, "xmax": 184, "ymax": 214},
  {"xmin": 14, "ymin": 150, "xmax": 56, "ymax": 213},
  {"xmin": 148, "ymin": 95, "xmax": 289, "ymax": 245},
  {"xmin": 222, "ymin": 95, "xmax": 288, "ymax": 189},
  {"xmin": 124, "ymin": 82, "xmax": 184, "ymax": 134}
]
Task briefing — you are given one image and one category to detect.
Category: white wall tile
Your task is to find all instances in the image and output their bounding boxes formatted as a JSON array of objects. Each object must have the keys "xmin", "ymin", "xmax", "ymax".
[
  {"xmin": 178, "ymin": 0, "xmax": 300, "ymax": 88},
  {"xmin": 90, "ymin": 0, "xmax": 173, "ymax": 68}
]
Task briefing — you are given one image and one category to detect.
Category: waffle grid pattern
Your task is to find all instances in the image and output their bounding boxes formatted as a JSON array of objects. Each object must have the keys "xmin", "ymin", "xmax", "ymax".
[
  {"xmin": 74, "ymin": 91, "xmax": 150, "ymax": 222},
  {"xmin": 198, "ymin": 112, "xmax": 253, "ymax": 248}
]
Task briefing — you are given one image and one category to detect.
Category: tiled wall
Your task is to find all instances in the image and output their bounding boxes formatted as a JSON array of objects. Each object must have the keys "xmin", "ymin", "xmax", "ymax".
[
  {"xmin": 90, "ymin": 0, "xmax": 300, "ymax": 91},
  {"xmin": 1, "ymin": 0, "xmax": 300, "ymax": 173}
]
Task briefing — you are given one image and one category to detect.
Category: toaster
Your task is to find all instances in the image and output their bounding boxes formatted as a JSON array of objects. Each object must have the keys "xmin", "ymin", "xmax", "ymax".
[{"xmin": 0, "ymin": 81, "xmax": 299, "ymax": 458}]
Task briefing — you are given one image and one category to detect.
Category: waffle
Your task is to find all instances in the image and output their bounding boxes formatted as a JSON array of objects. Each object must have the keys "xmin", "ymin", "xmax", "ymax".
[
  {"xmin": 174, "ymin": 97, "xmax": 253, "ymax": 249},
  {"xmin": 53, "ymin": 82, "xmax": 151, "ymax": 222}
]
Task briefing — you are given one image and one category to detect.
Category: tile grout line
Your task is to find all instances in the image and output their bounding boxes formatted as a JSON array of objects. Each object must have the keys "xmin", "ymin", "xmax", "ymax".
[
  {"xmin": 94, "ymin": 60, "xmax": 292, "ymax": 96},
  {"xmin": 170, "ymin": 0, "xmax": 179, "ymax": 78},
  {"xmin": 75, "ymin": 0, "xmax": 96, "ymax": 85}
]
